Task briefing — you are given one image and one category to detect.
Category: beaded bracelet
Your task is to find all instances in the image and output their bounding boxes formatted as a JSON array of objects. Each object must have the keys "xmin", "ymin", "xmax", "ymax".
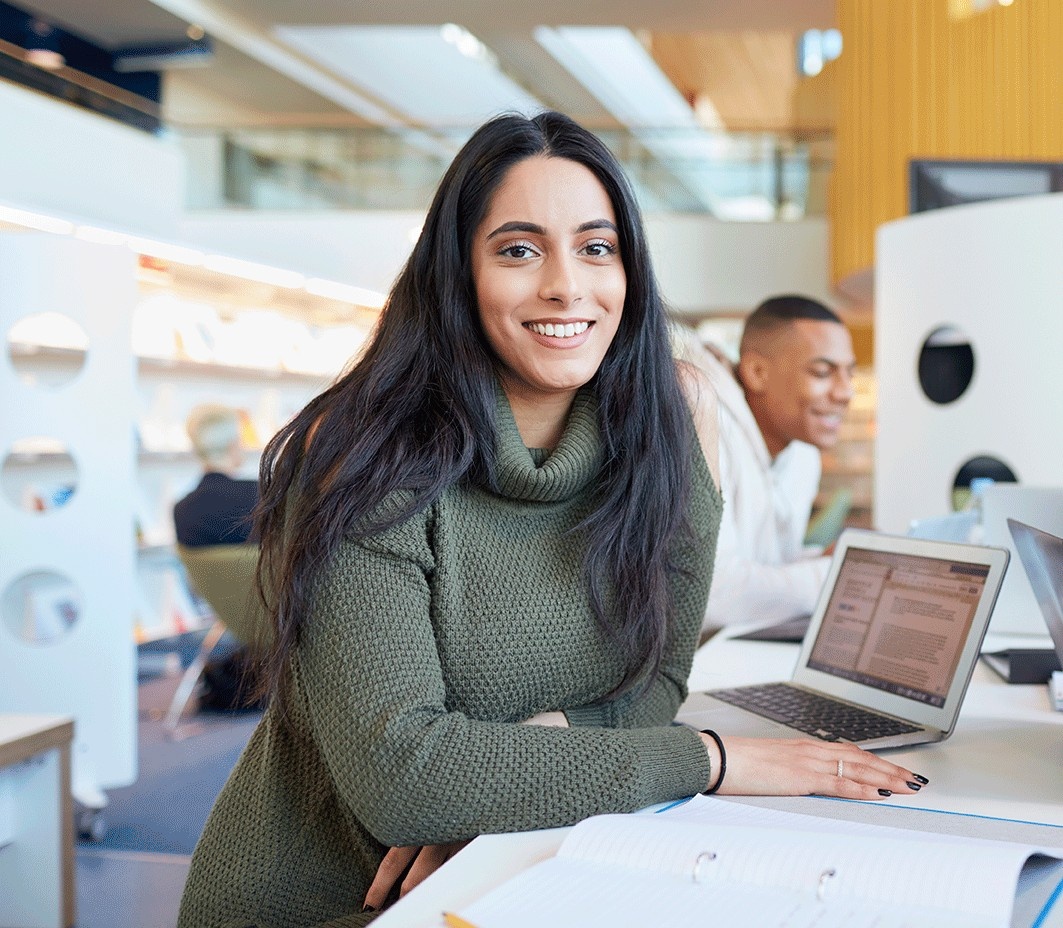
[{"xmin": 700, "ymin": 728, "xmax": 727, "ymax": 795}]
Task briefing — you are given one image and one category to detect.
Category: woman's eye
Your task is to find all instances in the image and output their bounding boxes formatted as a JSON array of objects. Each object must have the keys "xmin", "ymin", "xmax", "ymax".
[
  {"xmin": 582, "ymin": 239, "xmax": 618, "ymax": 257},
  {"xmin": 499, "ymin": 243, "xmax": 536, "ymax": 259}
]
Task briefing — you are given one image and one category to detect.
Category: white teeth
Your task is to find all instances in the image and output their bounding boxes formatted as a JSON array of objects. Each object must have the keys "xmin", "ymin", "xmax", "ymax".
[{"xmin": 528, "ymin": 321, "xmax": 590, "ymax": 338}]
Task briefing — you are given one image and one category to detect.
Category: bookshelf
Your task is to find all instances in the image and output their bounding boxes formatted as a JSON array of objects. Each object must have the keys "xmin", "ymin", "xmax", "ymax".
[
  {"xmin": 0, "ymin": 233, "xmax": 139, "ymax": 816},
  {"xmin": 4, "ymin": 236, "xmax": 377, "ymax": 644},
  {"xmin": 129, "ymin": 258, "xmax": 369, "ymax": 640}
]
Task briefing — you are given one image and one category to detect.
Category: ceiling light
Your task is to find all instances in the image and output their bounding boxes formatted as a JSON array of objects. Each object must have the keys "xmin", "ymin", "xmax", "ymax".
[
  {"xmin": 0, "ymin": 204, "xmax": 74, "ymax": 234},
  {"xmin": 305, "ymin": 278, "xmax": 386, "ymax": 307},
  {"xmin": 439, "ymin": 23, "xmax": 493, "ymax": 63},
  {"xmin": 75, "ymin": 226, "xmax": 129, "ymax": 245},
  {"xmin": 127, "ymin": 236, "xmax": 205, "ymax": 266},
  {"xmin": 203, "ymin": 254, "xmax": 305, "ymax": 288},
  {"xmin": 25, "ymin": 48, "xmax": 65, "ymax": 69},
  {"xmin": 24, "ymin": 18, "xmax": 65, "ymax": 70}
]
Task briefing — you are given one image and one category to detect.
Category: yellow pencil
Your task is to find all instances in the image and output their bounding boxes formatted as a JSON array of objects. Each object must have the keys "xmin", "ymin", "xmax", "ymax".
[{"xmin": 442, "ymin": 912, "xmax": 479, "ymax": 928}]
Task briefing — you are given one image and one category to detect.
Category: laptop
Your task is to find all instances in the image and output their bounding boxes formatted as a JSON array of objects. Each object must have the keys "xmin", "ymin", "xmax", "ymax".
[
  {"xmin": 678, "ymin": 529, "xmax": 1009, "ymax": 749},
  {"xmin": 982, "ymin": 520, "xmax": 1063, "ymax": 696}
]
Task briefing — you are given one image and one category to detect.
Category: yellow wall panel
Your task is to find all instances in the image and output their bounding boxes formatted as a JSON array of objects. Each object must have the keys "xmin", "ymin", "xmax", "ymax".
[{"xmin": 832, "ymin": 0, "xmax": 1063, "ymax": 286}]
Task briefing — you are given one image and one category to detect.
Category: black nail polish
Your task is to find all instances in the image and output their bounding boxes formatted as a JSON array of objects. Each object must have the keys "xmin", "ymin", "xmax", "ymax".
[
  {"xmin": 878, "ymin": 788, "xmax": 892, "ymax": 796},
  {"xmin": 362, "ymin": 904, "xmax": 377, "ymax": 913},
  {"xmin": 906, "ymin": 781, "xmax": 922, "ymax": 790},
  {"xmin": 912, "ymin": 773, "xmax": 929, "ymax": 784}
]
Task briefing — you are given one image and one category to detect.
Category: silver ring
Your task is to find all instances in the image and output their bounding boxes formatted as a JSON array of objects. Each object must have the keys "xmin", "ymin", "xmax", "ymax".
[{"xmin": 837, "ymin": 759, "xmax": 844, "ymax": 778}]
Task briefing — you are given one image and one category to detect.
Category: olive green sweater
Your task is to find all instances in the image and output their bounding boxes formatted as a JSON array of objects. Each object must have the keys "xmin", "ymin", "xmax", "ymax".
[{"xmin": 177, "ymin": 388, "xmax": 722, "ymax": 928}]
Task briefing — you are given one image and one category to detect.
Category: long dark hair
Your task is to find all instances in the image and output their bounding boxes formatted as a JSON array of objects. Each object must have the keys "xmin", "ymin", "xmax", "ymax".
[{"xmin": 255, "ymin": 111, "xmax": 693, "ymax": 704}]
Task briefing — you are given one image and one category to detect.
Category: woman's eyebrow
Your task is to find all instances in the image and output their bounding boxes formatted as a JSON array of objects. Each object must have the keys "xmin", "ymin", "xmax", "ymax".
[
  {"xmin": 575, "ymin": 219, "xmax": 618, "ymax": 234},
  {"xmin": 486, "ymin": 221, "xmax": 545, "ymax": 239},
  {"xmin": 486, "ymin": 218, "xmax": 618, "ymax": 239}
]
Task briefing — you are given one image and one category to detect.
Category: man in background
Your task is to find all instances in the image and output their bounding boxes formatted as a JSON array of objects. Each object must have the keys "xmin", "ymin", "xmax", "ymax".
[
  {"xmin": 173, "ymin": 403, "xmax": 258, "ymax": 547},
  {"xmin": 173, "ymin": 403, "xmax": 262, "ymax": 712},
  {"xmin": 688, "ymin": 295, "xmax": 856, "ymax": 632}
]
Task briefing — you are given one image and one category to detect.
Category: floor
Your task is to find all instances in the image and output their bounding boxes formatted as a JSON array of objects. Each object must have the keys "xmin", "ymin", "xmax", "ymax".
[
  {"xmin": 76, "ymin": 847, "xmax": 190, "ymax": 928},
  {"xmin": 72, "ymin": 639, "xmax": 257, "ymax": 928}
]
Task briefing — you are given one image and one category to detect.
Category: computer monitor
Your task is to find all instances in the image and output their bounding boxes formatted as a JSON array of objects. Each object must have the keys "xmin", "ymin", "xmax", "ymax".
[
  {"xmin": 909, "ymin": 159, "xmax": 1063, "ymax": 214},
  {"xmin": 982, "ymin": 486, "xmax": 1063, "ymax": 637}
]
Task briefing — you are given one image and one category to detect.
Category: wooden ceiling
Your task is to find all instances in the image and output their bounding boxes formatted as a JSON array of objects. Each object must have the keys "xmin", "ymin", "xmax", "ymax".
[{"xmin": 650, "ymin": 32, "xmax": 800, "ymax": 132}]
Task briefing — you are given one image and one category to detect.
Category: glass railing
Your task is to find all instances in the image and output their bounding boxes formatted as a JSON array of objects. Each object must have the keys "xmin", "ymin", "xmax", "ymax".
[{"xmin": 175, "ymin": 125, "xmax": 832, "ymax": 220}]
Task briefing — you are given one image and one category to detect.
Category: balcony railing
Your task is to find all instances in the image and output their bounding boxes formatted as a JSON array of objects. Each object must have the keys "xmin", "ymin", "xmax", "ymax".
[{"xmin": 176, "ymin": 125, "xmax": 832, "ymax": 220}]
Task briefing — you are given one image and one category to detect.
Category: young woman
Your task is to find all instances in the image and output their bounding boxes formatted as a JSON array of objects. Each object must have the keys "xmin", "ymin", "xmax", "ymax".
[{"xmin": 177, "ymin": 112, "xmax": 921, "ymax": 928}]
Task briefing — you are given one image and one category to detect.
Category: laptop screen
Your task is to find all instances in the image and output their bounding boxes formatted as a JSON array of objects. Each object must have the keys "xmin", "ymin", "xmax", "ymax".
[{"xmin": 805, "ymin": 548, "xmax": 990, "ymax": 708}]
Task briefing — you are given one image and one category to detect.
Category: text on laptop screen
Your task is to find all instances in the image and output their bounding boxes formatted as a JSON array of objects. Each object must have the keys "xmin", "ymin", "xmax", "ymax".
[{"xmin": 806, "ymin": 548, "xmax": 990, "ymax": 707}]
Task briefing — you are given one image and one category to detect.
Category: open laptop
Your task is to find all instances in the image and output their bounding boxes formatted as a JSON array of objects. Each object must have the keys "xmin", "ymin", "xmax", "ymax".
[
  {"xmin": 982, "ymin": 520, "xmax": 1063, "ymax": 701},
  {"xmin": 678, "ymin": 529, "xmax": 1009, "ymax": 749}
]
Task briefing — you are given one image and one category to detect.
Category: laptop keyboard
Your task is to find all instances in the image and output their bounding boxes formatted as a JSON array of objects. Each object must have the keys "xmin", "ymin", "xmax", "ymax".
[{"xmin": 711, "ymin": 683, "xmax": 922, "ymax": 743}]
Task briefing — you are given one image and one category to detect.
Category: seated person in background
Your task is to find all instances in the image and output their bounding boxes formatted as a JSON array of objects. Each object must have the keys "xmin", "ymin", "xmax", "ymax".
[
  {"xmin": 177, "ymin": 113, "xmax": 921, "ymax": 928},
  {"xmin": 682, "ymin": 295, "xmax": 856, "ymax": 632},
  {"xmin": 173, "ymin": 403, "xmax": 259, "ymax": 547}
]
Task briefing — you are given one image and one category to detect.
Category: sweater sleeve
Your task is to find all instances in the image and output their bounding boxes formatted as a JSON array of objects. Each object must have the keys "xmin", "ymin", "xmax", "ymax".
[
  {"xmin": 562, "ymin": 576, "xmax": 702, "ymax": 730},
  {"xmin": 296, "ymin": 514, "xmax": 711, "ymax": 849}
]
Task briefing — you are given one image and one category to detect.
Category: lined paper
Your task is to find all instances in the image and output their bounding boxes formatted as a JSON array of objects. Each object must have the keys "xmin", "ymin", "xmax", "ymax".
[{"xmin": 459, "ymin": 796, "xmax": 1063, "ymax": 928}]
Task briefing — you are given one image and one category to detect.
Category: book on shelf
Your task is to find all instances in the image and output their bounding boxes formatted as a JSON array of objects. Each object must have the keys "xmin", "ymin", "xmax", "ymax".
[{"xmin": 457, "ymin": 795, "xmax": 1063, "ymax": 928}]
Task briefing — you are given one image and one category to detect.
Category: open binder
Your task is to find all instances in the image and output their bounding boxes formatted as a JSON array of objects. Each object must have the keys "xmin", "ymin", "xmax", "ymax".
[{"xmin": 458, "ymin": 796, "xmax": 1063, "ymax": 928}]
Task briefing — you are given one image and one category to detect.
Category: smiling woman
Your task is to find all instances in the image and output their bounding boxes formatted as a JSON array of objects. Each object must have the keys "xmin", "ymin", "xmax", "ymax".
[
  {"xmin": 472, "ymin": 156, "xmax": 626, "ymax": 448},
  {"xmin": 176, "ymin": 112, "xmax": 925, "ymax": 928}
]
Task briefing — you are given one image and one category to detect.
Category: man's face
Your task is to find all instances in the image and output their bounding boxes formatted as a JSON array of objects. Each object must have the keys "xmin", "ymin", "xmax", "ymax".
[{"xmin": 741, "ymin": 319, "xmax": 856, "ymax": 457}]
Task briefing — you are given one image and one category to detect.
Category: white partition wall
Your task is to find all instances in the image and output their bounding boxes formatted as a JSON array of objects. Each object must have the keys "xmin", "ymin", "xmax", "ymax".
[
  {"xmin": 0, "ymin": 234, "xmax": 137, "ymax": 802},
  {"xmin": 874, "ymin": 194, "xmax": 1063, "ymax": 533}
]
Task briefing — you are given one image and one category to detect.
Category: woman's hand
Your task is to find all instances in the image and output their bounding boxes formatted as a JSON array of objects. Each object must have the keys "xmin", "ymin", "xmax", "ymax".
[
  {"xmin": 364, "ymin": 709, "xmax": 565, "ymax": 911},
  {"xmin": 363, "ymin": 839, "xmax": 471, "ymax": 912},
  {"xmin": 700, "ymin": 733, "xmax": 927, "ymax": 801}
]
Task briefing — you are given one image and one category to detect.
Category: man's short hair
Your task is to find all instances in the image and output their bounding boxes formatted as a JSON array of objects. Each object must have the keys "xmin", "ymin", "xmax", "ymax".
[
  {"xmin": 740, "ymin": 294, "xmax": 843, "ymax": 356},
  {"xmin": 187, "ymin": 404, "xmax": 241, "ymax": 466}
]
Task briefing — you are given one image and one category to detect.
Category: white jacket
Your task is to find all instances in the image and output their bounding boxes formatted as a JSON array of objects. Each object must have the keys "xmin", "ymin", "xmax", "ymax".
[{"xmin": 697, "ymin": 349, "xmax": 830, "ymax": 631}]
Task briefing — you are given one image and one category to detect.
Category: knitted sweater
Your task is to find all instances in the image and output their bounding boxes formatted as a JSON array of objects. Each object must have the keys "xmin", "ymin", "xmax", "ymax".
[{"xmin": 177, "ymin": 388, "xmax": 722, "ymax": 928}]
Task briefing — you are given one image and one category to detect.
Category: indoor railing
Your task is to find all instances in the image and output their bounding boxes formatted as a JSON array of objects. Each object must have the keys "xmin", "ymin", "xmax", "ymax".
[{"xmin": 176, "ymin": 125, "xmax": 833, "ymax": 220}]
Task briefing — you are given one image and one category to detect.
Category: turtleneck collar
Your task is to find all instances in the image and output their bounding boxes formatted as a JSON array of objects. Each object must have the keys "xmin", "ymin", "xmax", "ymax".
[{"xmin": 492, "ymin": 384, "xmax": 601, "ymax": 503}]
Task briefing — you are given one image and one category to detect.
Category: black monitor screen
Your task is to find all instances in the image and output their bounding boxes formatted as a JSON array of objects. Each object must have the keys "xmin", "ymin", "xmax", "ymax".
[{"xmin": 909, "ymin": 159, "xmax": 1063, "ymax": 213}]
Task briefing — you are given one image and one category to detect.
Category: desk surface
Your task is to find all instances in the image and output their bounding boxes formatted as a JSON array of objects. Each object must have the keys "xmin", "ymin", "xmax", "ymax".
[
  {"xmin": 0, "ymin": 713, "xmax": 74, "ymax": 768},
  {"xmin": 375, "ymin": 626, "xmax": 1063, "ymax": 928}
]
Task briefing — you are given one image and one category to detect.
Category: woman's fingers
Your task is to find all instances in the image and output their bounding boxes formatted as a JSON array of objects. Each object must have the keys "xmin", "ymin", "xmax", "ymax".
[
  {"xmin": 365, "ymin": 839, "xmax": 474, "ymax": 911},
  {"xmin": 399, "ymin": 839, "xmax": 471, "ymax": 897},
  {"xmin": 716, "ymin": 736, "xmax": 927, "ymax": 800},
  {"xmin": 363, "ymin": 844, "xmax": 418, "ymax": 911}
]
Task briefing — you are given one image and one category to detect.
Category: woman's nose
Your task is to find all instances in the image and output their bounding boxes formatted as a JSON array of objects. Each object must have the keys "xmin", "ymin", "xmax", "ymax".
[{"xmin": 538, "ymin": 253, "xmax": 583, "ymax": 306}]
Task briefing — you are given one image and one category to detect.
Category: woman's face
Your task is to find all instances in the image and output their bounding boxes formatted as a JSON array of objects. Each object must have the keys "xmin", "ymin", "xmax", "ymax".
[{"xmin": 471, "ymin": 155, "xmax": 627, "ymax": 409}]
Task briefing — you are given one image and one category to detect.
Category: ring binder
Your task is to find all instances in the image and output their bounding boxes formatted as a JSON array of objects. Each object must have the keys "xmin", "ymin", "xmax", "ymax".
[
  {"xmin": 691, "ymin": 851, "xmax": 717, "ymax": 883},
  {"xmin": 816, "ymin": 867, "xmax": 837, "ymax": 901},
  {"xmin": 458, "ymin": 798, "xmax": 1063, "ymax": 927}
]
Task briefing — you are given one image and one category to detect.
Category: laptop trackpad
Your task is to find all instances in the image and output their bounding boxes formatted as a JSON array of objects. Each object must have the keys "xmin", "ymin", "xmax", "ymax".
[{"xmin": 675, "ymin": 691, "xmax": 802, "ymax": 740}]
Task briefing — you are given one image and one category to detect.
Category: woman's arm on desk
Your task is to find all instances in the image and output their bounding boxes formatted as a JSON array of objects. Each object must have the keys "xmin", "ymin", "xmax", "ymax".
[{"xmin": 363, "ymin": 710, "xmax": 569, "ymax": 910}]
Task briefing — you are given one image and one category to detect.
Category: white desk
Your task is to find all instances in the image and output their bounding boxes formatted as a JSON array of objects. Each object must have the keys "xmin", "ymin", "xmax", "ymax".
[
  {"xmin": 0, "ymin": 713, "xmax": 74, "ymax": 928},
  {"xmin": 375, "ymin": 628, "xmax": 1063, "ymax": 927}
]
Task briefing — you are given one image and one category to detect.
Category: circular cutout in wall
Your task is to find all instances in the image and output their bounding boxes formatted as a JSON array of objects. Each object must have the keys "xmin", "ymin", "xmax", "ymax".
[
  {"xmin": 951, "ymin": 455, "xmax": 1019, "ymax": 511},
  {"xmin": 6, "ymin": 311, "xmax": 89, "ymax": 389},
  {"xmin": 1, "ymin": 438, "xmax": 79, "ymax": 513},
  {"xmin": 1, "ymin": 570, "xmax": 82, "ymax": 645},
  {"xmin": 918, "ymin": 326, "xmax": 974, "ymax": 404}
]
